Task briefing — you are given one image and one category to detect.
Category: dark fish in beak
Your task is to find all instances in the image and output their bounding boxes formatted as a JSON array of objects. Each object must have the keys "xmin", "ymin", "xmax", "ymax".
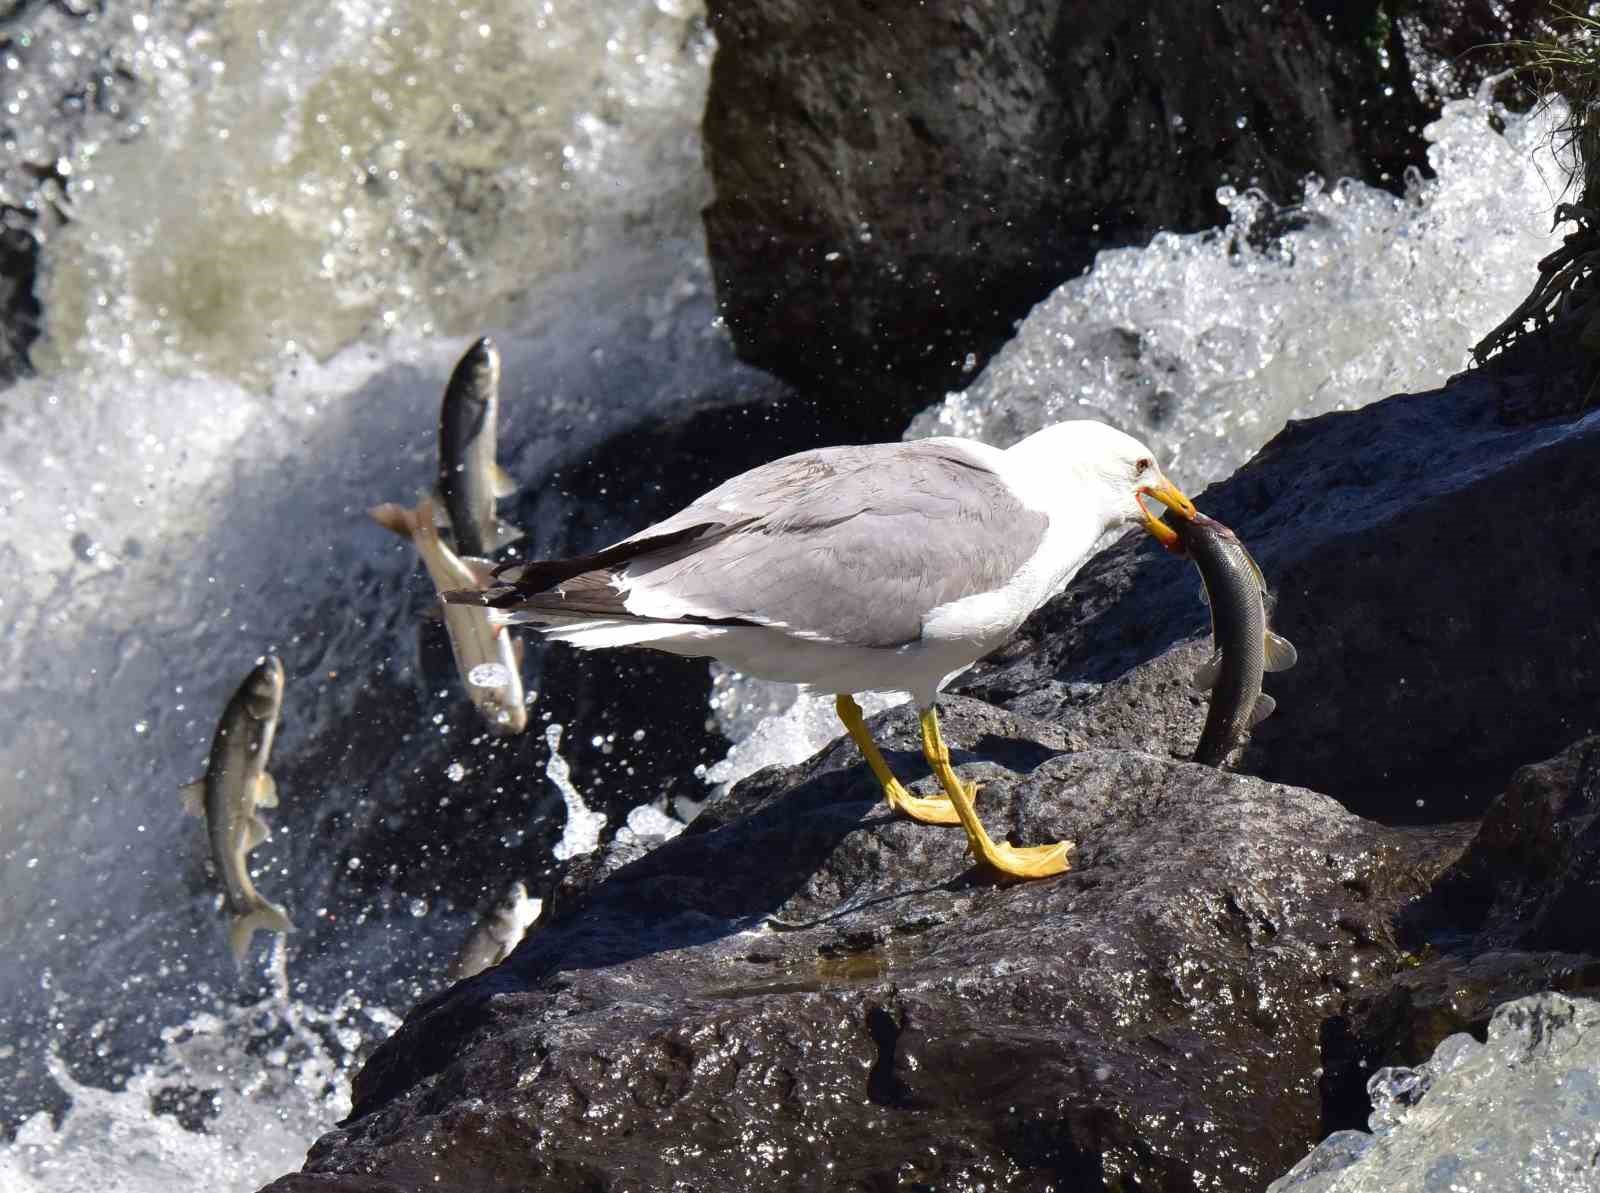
[{"xmin": 1174, "ymin": 513, "xmax": 1297, "ymax": 767}]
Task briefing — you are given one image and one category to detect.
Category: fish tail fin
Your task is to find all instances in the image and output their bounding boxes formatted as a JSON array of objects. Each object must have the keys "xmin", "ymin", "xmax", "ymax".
[
  {"xmin": 370, "ymin": 501, "xmax": 420, "ymax": 540},
  {"xmin": 230, "ymin": 901, "xmax": 294, "ymax": 963}
]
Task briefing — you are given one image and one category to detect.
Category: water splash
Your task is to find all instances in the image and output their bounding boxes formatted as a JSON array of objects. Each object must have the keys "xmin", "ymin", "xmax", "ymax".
[
  {"xmin": 31, "ymin": 0, "xmax": 714, "ymax": 382},
  {"xmin": 704, "ymin": 666, "xmax": 906, "ymax": 795},
  {"xmin": 0, "ymin": 949, "xmax": 398, "ymax": 1193},
  {"xmin": 545, "ymin": 723, "xmax": 606, "ymax": 860},
  {"xmin": 907, "ymin": 90, "xmax": 1570, "ymax": 488}
]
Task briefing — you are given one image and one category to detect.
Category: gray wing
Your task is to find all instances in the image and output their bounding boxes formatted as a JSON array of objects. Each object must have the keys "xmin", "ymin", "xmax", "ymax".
[{"xmin": 491, "ymin": 440, "xmax": 1049, "ymax": 649}]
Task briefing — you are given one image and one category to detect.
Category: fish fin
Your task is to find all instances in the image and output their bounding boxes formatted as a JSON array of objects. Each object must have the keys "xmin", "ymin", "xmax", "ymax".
[
  {"xmin": 1263, "ymin": 631, "xmax": 1298, "ymax": 672},
  {"xmin": 245, "ymin": 816, "xmax": 270, "ymax": 850},
  {"xmin": 1192, "ymin": 650, "xmax": 1223, "ymax": 691},
  {"xmin": 369, "ymin": 502, "xmax": 418, "ymax": 540},
  {"xmin": 1249, "ymin": 693, "xmax": 1277, "ymax": 726},
  {"xmin": 254, "ymin": 771, "xmax": 279, "ymax": 808},
  {"xmin": 426, "ymin": 492, "xmax": 452, "ymax": 526},
  {"xmin": 180, "ymin": 780, "xmax": 206, "ymax": 816},
  {"xmin": 230, "ymin": 901, "xmax": 294, "ymax": 963},
  {"xmin": 492, "ymin": 464, "xmax": 518, "ymax": 499},
  {"xmin": 462, "ymin": 556, "xmax": 499, "ymax": 588},
  {"xmin": 492, "ymin": 520, "xmax": 526, "ymax": 550}
]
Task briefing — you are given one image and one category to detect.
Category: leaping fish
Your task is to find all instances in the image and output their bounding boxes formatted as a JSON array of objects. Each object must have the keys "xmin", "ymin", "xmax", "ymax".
[
  {"xmin": 1173, "ymin": 513, "xmax": 1297, "ymax": 768},
  {"xmin": 180, "ymin": 656, "xmax": 295, "ymax": 961},
  {"xmin": 371, "ymin": 495, "xmax": 529, "ymax": 736},
  {"xmin": 447, "ymin": 880, "xmax": 542, "ymax": 981},
  {"xmin": 437, "ymin": 337, "xmax": 522, "ymax": 559}
]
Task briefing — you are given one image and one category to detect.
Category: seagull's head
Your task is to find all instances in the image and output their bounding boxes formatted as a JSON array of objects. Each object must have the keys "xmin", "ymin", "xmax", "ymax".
[{"xmin": 1014, "ymin": 420, "xmax": 1198, "ymax": 552}]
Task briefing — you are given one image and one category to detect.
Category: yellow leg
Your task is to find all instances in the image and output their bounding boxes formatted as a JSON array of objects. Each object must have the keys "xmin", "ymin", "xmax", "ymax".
[
  {"xmin": 918, "ymin": 706, "xmax": 1073, "ymax": 879},
  {"xmin": 835, "ymin": 694, "xmax": 961, "ymax": 826}
]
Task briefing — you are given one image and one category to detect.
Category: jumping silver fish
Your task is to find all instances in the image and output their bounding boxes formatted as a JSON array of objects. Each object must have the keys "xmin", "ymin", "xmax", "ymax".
[
  {"xmin": 437, "ymin": 337, "xmax": 521, "ymax": 559},
  {"xmin": 180, "ymin": 656, "xmax": 295, "ymax": 961},
  {"xmin": 1175, "ymin": 513, "xmax": 1297, "ymax": 767},
  {"xmin": 447, "ymin": 880, "xmax": 542, "ymax": 980},
  {"xmin": 371, "ymin": 495, "xmax": 528, "ymax": 736}
]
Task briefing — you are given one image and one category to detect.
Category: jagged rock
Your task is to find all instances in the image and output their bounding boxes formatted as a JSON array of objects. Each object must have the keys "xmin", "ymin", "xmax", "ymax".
[
  {"xmin": 1270, "ymin": 994, "xmax": 1600, "ymax": 1193},
  {"xmin": 260, "ymin": 696, "xmax": 1457, "ymax": 1193},
  {"xmin": 1315, "ymin": 734, "xmax": 1600, "ymax": 1135},
  {"xmin": 958, "ymin": 358, "xmax": 1600, "ymax": 819},
  {"xmin": 701, "ymin": 0, "xmax": 1545, "ymax": 418}
]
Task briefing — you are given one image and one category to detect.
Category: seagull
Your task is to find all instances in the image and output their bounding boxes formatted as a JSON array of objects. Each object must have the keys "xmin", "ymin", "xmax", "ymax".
[{"xmin": 444, "ymin": 420, "xmax": 1197, "ymax": 879}]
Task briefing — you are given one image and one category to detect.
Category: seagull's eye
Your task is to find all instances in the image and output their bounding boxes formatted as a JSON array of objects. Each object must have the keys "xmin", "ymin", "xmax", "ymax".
[{"xmin": 1135, "ymin": 457, "xmax": 1154, "ymax": 477}]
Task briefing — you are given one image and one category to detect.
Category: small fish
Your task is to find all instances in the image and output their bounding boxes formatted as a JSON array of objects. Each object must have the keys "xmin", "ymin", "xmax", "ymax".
[
  {"xmin": 437, "ymin": 337, "xmax": 522, "ymax": 559},
  {"xmin": 447, "ymin": 880, "xmax": 542, "ymax": 981},
  {"xmin": 180, "ymin": 656, "xmax": 295, "ymax": 961},
  {"xmin": 1175, "ymin": 513, "xmax": 1297, "ymax": 768},
  {"xmin": 371, "ymin": 495, "xmax": 529, "ymax": 736}
]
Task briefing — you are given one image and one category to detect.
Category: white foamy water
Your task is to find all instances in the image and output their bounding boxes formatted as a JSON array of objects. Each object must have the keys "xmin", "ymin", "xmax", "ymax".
[
  {"xmin": 31, "ymin": 0, "xmax": 713, "ymax": 382},
  {"xmin": 0, "ymin": 0, "xmax": 719, "ymax": 1186},
  {"xmin": 909, "ymin": 89, "xmax": 1570, "ymax": 488},
  {"xmin": 703, "ymin": 665, "xmax": 906, "ymax": 795},
  {"xmin": 0, "ymin": 947, "xmax": 399, "ymax": 1193},
  {"xmin": 711, "ymin": 89, "xmax": 1568, "ymax": 789}
]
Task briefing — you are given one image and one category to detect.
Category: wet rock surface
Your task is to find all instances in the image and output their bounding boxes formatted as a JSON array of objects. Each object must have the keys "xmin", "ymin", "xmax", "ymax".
[
  {"xmin": 261, "ymin": 697, "xmax": 1457, "ymax": 1193},
  {"xmin": 1317, "ymin": 735, "xmax": 1600, "ymax": 1137},
  {"xmin": 958, "ymin": 358, "xmax": 1600, "ymax": 821},
  {"xmin": 1271, "ymin": 993, "xmax": 1600, "ymax": 1193},
  {"xmin": 701, "ymin": 0, "xmax": 1544, "ymax": 418}
]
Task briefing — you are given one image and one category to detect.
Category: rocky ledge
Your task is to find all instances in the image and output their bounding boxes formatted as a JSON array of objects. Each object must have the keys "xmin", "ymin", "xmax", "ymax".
[
  {"xmin": 265, "ymin": 697, "xmax": 1454, "ymax": 1192},
  {"xmin": 263, "ymin": 342, "xmax": 1600, "ymax": 1189}
]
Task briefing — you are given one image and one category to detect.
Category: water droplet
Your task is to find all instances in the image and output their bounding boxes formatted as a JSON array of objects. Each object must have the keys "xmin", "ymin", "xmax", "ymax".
[
  {"xmin": 445, "ymin": 762, "xmax": 465, "ymax": 782},
  {"xmin": 133, "ymin": 721, "xmax": 148, "ymax": 735},
  {"xmin": 467, "ymin": 662, "xmax": 511, "ymax": 688}
]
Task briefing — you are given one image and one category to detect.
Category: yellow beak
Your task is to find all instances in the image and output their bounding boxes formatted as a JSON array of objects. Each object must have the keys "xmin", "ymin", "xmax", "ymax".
[{"xmin": 1138, "ymin": 477, "xmax": 1199, "ymax": 552}]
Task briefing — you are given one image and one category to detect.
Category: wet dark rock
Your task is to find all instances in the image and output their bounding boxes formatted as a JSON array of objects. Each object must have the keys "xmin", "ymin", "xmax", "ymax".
[
  {"xmin": 260, "ymin": 695, "xmax": 1457, "ymax": 1193},
  {"xmin": 1316, "ymin": 735, "xmax": 1600, "ymax": 1135},
  {"xmin": 958, "ymin": 358, "xmax": 1600, "ymax": 821},
  {"xmin": 701, "ymin": 0, "xmax": 1544, "ymax": 419}
]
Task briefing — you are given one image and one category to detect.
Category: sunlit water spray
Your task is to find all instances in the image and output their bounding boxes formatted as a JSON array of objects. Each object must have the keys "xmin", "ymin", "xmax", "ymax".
[{"xmin": 544, "ymin": 723, "xmax": 606, "ymax": 861}]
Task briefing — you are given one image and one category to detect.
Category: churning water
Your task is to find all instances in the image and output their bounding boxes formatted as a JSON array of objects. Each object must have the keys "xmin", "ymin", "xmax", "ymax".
[{"xmin": 0, "ymin": 3, "xmax": 1570, "ymax": 1188}]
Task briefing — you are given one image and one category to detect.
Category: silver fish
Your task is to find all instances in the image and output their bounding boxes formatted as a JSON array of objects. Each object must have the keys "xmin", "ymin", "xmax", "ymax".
[
  {"xmin": 1176, "ymin": 513, "xmax": 1297, "ymax": 767},
  {"xmin": 447, "ymin": 880, "xmax": 542, "ymax": 981},
  {"xmin": 371, "ymin": 495, "xmax": 529, "ymax": 736},
  {"xmin": 180, "ymin": 656, "xmax": 295, "ymax": 961},
  {"xmin": 437, "ymin": 337, "xmax": 522, "ymax": 559}
]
